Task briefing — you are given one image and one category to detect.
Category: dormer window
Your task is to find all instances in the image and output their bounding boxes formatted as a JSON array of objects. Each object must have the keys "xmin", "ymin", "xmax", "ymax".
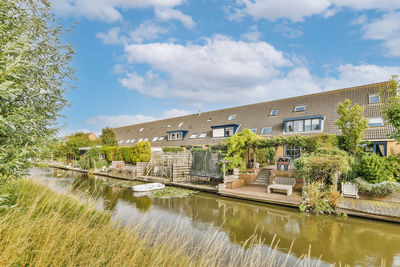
[
  {"xmin": 178, "ymin": 122, "xmax": 184, "ymax": 127},
  {"xmin": 167, "ymin": 130, "xmax": 187, "ymax": 141},
  {"xmin": 139, "ymin": 127, "xmax": 144, "ymax": 132},
  {"xmin": 368, "ymin": 117, "xmax": 384, "ymax": 127},
  {"xmin": 228, "ymin": 114, "xmax": 237, "ymax": 120},
  {"xmin": 369, "ymin": 93, "xmax": 380, "ymax": 104},
  {"xmin": 294, "ymin": 105, "xmax": 306, "ymax": 112},
  {"xmin": 270, "ymin": 109, "xmax": 278, "ymax": 116}
]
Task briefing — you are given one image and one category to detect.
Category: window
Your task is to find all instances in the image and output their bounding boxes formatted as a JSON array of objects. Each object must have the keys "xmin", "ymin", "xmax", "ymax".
[
  {"xmin": 294, "ymin": 105, "xmax": 306, "ymax": 112},
  {"xmin": 152, "ymin": 137, "xmax": 158, "ymax": 142},
  {"xmin": 125, "ymin": 139, "xmax": 131, "ymax": 143},
  {"xmin": 143, "ymin": 138, "xmax": 148, "ymax": 141},
  {"xmin": 199, "ymin": 133, "xmax": 207, "ymax": 138},
  {"xmin": 250, "ymin": 128, "xmax": 257, "ymax": 133},
  {"xmin": 224, "ymin": 127, "xmax": 234, "ymax": 136},
  {"xmin": 138, "ymin": 138, "xmax": 143, "ymax": 142},
  {"xmin": 130, "ymin": 139, "xmax": 135, "ymax": 143},
  {"xmin": 207, "ymin": 118, "xmax": 212, "ymax": 122},
  {"xmin": 270, "ymin": 109, "xmax": 278, "ymax": 116},
  {"xmin": 261, "ymin": 127, "xmax": 272, "ymax": 134},
  {"xmin": 168, "ymin": 131, "xmax": 184, "ymax": 141},
  {"xmin": 365, "ymin": 142, "xmax": 387, "ymax": 157},
  {"xmin": 369, "ymin": 93, "xmax": 380, "ymax": 104},
  {"xmin": 119, "ymin": 140, "xmax": 124, "ymax": 144},
  {"xmin": 139, "ymin": 127, "xmax": 144, "ymax": 132},
  {"xmin": 213, "ymin": 128, "xmax": 225, "ymax": 137},
  {"xmin": 285, "ymin": 145, "xmax": 301, "ymax": 160},
  {"xmin": 158, "ymin": 136, "xmax": 165, "ymax": 141},
  {"xmin": 167, "ymin": 124, "xmax": 171, "ymax": 128},
  {"xmin": 189, "ymin": 133, "xmax": 197, "ymax": 139},
  {"xmin": 178, "ymin": 122, "xmax": 184, "ymax": 127},
  {"xmin": 228, "ymin": 114, "xmax": 237, "ymax": 120},
  {"xmin": 284, "ymin": 117, "xmax": 323, "ymax": 133},
  {"xmin": 368, "ymin": 117, "xmax": 384, "ymax": 127}
]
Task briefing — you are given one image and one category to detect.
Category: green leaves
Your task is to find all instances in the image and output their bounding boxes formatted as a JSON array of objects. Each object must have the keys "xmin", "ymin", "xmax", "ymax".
[
  {"xmin": 335, "ymin": 99, "xmax": 368, "ymax": 155},
  {"xmin": 0, "ymin": 0, "xmax": 74, "ymax": 180},
  {"xmin": 100, "ymin": 127, "xmax": 118, "ymax": 147},
  {"xmin": 381, "ymin": 75, "xmax": 400, "ymax": 141}
]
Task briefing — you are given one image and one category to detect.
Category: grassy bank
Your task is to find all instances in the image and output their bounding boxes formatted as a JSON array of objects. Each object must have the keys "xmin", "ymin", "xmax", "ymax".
[{"xmin": 0, "ymin": 179, "xmax": 317, "ymax": 266}]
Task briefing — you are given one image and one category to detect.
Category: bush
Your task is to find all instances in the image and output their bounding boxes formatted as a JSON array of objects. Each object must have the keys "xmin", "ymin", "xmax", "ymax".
[
  {"xmin": 295, "ymin": 148, "xmax": 353, "ymax": 187},
  {"xmin": 356, "ymin": 154, "xmax": 394, "ymax": 183},
  {"xmin": 300, "ymin": 182, "xmax": 341, "ymax": 214},
  {"xmin": 78, "ymin": 148, "xmax": 103, "ymax": 169},
  {"xmin": 386, "ymin": 155, "xmax": 400, "ymax": 182},
  {"xmin": 355, "ymin": 178, "xmax": 400, "ymax": 197},
  {"xmin": 162, "ymin": 147, "xmax": 184, "ymax": 153},
  {"xmin": 256, "ymin": 147, "xmax": 276, "ymax": 165}
]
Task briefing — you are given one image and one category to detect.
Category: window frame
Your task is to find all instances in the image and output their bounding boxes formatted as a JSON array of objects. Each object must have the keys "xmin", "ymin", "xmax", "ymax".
[
  {"xmin": 189, "ymin": 133, "xmax": 198, "ymax": 139},
  {"xmin": 250, "ymin": 128, "xmax": 257, "ymax": 134},
  {"xmin": 139, "ymin": 127, "xmax": 144, "ymax": 132},
  {"xmin": 294, "ymin": 105, "xmax": 306, "ymax": 112},
  {"xmin": 369, "ymin": 93, "xmax": 381, "ymax": 104},
  {"xmin": 270, "ymin": 109, "xmax": 278, "ymax": 116},
  {"xmin": 261, "ymin": 127, "xmax": 272, "ymax": 134},
  {"xmin": 368, "ymin": 117, "xmax": 384, "ymax": 127},
  {"xmin": 228, "ymin": 114, "xmax": 237, "ymax": 121},
  {"xmin": 152, "ymin": 137, "xmax": 158, "ymax": 142},
  {"xmin": 199, "ymin": 133, "xmax": 207, "ymax": 138},
  {"xmin": 284, "ymin": 117, "xmax": 323, "ymax": 133}
]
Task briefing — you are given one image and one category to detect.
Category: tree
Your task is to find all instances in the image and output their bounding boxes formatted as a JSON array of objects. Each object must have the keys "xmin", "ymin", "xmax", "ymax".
[
  {"xmin": 0, "ymin": 0, "xmax": 74, "ymax": 180},
  {"xmin": 55, "ymin": 132, "xmax": 99, "ymax": 161},
  {"xmin": 335, "ymin": 99, "xmax": 368, "ymax": 155},
  {"xmin": 100, "ymin": 127, "xmax": 118, "ymax": 147},
  {"xmin": 381, "ymin": 75, "xmax": 400, "ymax": 141}
]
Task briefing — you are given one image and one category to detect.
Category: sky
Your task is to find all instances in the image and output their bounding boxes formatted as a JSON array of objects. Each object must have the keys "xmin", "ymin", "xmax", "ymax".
[{"xmin": 51, "ymin": 0, "xmax": 400, "ymax": 136}]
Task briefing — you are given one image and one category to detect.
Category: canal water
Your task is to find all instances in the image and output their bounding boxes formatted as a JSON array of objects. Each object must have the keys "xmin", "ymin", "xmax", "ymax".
[{"xmin": 30, "ymin": 168, "xmax": 400, "ymax": 266}]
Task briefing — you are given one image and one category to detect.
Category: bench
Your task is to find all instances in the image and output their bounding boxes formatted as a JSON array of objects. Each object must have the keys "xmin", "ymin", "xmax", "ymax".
[{"xmin": 267, "ymin": 177, "xmax": 296, "ymax": 196}]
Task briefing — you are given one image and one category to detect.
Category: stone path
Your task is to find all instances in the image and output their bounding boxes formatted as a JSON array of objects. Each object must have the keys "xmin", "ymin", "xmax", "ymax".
[{"xmin": 338, "ymin": 198, "xmax": 400, "ymax": 222}]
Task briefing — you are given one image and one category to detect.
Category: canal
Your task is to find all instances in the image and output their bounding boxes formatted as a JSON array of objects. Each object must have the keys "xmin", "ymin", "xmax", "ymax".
[{"xmin": 30, "ymin": 168, "xmax": 400, "ymax": 266}]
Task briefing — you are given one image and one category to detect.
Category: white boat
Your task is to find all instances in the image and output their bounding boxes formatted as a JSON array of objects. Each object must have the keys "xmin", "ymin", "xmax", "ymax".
[{"xmin": 132, "ymin": 183, "xmax": 165, "ymax": 192}]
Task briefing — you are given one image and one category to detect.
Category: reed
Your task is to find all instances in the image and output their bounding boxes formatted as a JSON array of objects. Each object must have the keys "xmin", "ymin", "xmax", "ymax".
[{"xmin": 0, "ymin": 179, "xmax": 321, "ymax": 266}]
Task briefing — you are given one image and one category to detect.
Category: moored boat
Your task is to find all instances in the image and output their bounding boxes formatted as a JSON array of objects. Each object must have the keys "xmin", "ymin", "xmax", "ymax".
[{"xmin": 132, "ymin": 183, "xmax": 165, "ymax": 192}]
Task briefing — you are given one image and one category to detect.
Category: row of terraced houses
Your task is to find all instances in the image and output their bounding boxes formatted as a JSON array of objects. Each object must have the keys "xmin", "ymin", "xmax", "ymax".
[{"xmin": 113, "ymin": 81, "xmax": 400, "ymax": 161}]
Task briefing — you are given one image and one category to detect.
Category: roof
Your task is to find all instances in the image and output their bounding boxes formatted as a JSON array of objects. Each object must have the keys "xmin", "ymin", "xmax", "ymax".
[{"xmin": 113, "ymin": 81, "xmax": 395, "ymax": 147}]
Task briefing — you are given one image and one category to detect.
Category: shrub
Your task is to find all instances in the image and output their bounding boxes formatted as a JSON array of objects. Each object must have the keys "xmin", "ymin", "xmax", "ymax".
[
  {"xmin": 356, "ymin": 154, "xmax": 394, "ymax": 183},
  {"xmin": 134, "ymin": 141, "xmax": 152, "ymax": 163},
  {"xmin": 162, "ymin": 147, "xmax": 184, "ymax": 153},
  {"xmin": 295, "ymin": 148, "xmax": 353, "ymax": 187},
  {"xmin": 78, "ymin": 148, "xmax": 103, "ymax": 169},
  {"xmin": 355, "ymin": 178, "xmax": 400, "ymax": 197},
  {"xmin": 256, "ymin": 147, "xmax": 276, "ymax": 165},
  {"xmin": 386, "ymin": 155, "xmax": 400, "ymax": 182},
  {"xmin": 300, "ymin": 182, "xmax": 341, "ymax": 214}
]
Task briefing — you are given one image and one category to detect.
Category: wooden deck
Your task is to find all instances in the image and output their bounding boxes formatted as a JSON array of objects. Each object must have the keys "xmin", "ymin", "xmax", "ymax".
[{"xmin": 219, "ymin": 185, "xmax": 301, "ymax": 207}]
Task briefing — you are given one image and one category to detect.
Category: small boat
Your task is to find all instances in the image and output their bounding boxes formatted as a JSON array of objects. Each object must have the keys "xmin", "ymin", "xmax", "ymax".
[{"xmin": 132, "ymin": 183, "xmax": 165, "ymax": 192}]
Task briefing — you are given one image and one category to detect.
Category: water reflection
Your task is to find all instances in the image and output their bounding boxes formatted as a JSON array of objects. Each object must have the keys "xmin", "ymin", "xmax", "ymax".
[{"xmin": 30, "ymin": 168, "xmax": 400, "ymax": 266}]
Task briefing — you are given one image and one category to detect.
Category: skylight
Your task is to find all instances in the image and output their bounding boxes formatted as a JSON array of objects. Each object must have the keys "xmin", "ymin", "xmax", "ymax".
[
  {"xmin": 270, "ymin": 109, "xmax": 278, "ymax": 116},
  {"xmin": 261, "ymin": 127, "xmax": 272, "ymax": 134},
  {"xmin": 250, "ymin": 128, "xmax": 257, "ymax": 133},
  {"xmin": 143, "ymin": 138, "xmax": 148, "ymax": 141},
  {"xmin": 228, "ymin": 114, "xmax": 237, "ymax": 120},
  {"xmin": 138, "ymin": 138, "xmax": 143, "ymax": 142},
  {"xmin": 152, "ymin": 137, "xmax": 158, "ymax": 141},
  {"xmin": 178, "ymin": 122, "xmax": 184, "ymax": 127},
  {"xmin": 207, "ymin": 118, "xmax": 212, "ymax": 122},
  {"xmin": 125, "ymin": 139, "xmax": 130, "ymax": 143},
  {"xmin": 158, "ymin": 136, "xmax": 165, "ymax": 141},
  {"xmin": 368, "ymin": 117, "xmax": 384, "ymax": 127},
  {"xmin": 369, "ymin": 93, "xmax": 380, "ymax": 104},
  {"xmin": 199, "ymin": 133, "xmax": 207, "ymax": 138},
  {"xmin": 294, "ymin": 105, "xmax": 306, "ymax": 112},
  {"xmin": 130, "ymin": 139, "xmax": 135, "ymax": 143},
  {"xmin": 139, "ymin": 127, "xmax": 144, "ymax": 132},
  {"xmin": 119, "ymin": 140, "xmax": 124, "ymax": 144},
  {"xmin": 189, "ymin": 134, "xmax": 197, "ymax": 139}
]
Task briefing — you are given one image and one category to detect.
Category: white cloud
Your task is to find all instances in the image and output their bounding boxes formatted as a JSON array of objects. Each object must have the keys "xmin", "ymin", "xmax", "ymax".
[
  {"xmin": 274, "ymin": 24, "xmax": 303, "ymax": 39},
  {"xmin": 239, "ymin": 0, "xmax": 332, "ymax": 22},
  {"xmin": 361, "ymin": 12, "xmax": 400, "ymax": 56},
  {"xmin": 115, "ymin": 35, "xmax": 400, "ymax": 105},
  {"xmin": 322, "ymin": 64, "xmax": 400, "ymax": 90},
  {"xmin": 85, "ymin": 108, "xmax": 191, "ymax": 129},
  {"xmin": 96, "ymin": 27, "xmax": 124, "ymax": 44},
  {"xmin": 86, "ymin": 114, "xmax": 157, "ymax": 128},
  {"xmin": 236, "ymin": 0, "xmax": 400, "ymax": 22},
  {"xmin": 162, "ymin": 108, "xmax": 191, "ymax": 118},
  {"xmin": 50, "ymin": 0, "xmax": 184, "ymax": 22},
  {"xmin": 129, "ymin": 22, "xmax": 168, "ymax": 43},
  {"xmin": 155, "ymin": 7, "xmax": 195, "ymax": 29},
  {"xmin": 241, "ymin": 25, "xmax": 261, "ymax": 41}
]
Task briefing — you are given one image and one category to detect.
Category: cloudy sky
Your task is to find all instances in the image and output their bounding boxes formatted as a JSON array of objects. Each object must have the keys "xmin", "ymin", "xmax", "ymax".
[{"xmin": 52, "ymin": 0, "xmax": 400, "ymax": 136}]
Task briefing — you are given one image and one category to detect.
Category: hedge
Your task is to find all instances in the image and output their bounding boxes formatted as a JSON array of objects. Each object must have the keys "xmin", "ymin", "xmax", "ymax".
[{"xmin": 100, "ymin": 141, "xmax": 152, "ymax": 165}]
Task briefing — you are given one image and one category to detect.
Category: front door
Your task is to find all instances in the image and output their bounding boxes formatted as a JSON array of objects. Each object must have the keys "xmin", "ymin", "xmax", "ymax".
[{"xmin": 284, "ymin": 145, "xmax": 301, "ymax": 161}]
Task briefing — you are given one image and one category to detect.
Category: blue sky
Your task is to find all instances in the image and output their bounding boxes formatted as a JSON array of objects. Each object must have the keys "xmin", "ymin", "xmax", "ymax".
[{"xmin": 51, "ymin": 0, "xmax": 400, "ymax": 136}]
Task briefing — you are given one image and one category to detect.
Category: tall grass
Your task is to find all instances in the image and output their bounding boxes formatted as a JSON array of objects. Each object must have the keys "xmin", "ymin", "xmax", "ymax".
[{"xmin": 0, "ymin": 179, "xmax": 321, "ymax": 266}]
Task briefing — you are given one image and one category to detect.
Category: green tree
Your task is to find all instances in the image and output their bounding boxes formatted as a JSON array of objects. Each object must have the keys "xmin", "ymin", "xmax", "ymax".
[
  {"xmin": 381, "ymin": 75, "xmax": 400, "ymax": 141},
  {"xmin": 56, "ymin": 132, "xmax": 99, "ymax": 161},
  {"xmin": 335, "ymin": 99, "xmax": 368, "ymax": 155},
  {"xmin": 0, "ymin": 0, "xmax": 74, "ymax": 180},
  {"xmin": 100, "ymin": 127, "xmax": 118, "ymax": 146}
]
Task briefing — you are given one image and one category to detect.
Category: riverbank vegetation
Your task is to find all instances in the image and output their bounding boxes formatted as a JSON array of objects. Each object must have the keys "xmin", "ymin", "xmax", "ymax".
[{"xmin": 0, "ymin": 178, "xmax": 316, "ymax": 266}]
